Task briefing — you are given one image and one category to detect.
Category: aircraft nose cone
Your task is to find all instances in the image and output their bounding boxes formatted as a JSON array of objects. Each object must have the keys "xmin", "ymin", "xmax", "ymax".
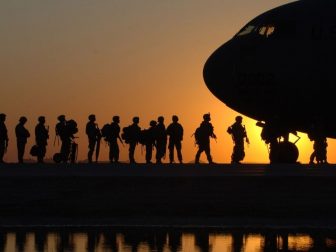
[{"xmin": 203, "ymin": 41, "xmax": 236, "ymax": 102}]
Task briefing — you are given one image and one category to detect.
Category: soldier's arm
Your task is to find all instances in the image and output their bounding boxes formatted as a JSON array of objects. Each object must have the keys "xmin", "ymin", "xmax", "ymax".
[{"xmin": 118, "ymin": 135, "xmax": 123, "ymax": 144}]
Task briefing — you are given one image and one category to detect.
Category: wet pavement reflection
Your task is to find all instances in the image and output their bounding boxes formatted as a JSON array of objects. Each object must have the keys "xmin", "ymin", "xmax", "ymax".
[{"xmin": 0, "ymin": 227, "xmax": 335, "ymax": 251}]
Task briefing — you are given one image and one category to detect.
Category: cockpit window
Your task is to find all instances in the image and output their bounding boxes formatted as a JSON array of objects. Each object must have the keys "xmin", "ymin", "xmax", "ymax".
[
  {"xmin": 236, "ymin": 25, "xmax": 256, "ymax": 36},
  {"xmin": 236, "ymin": 24, "xmax": 275, "ymax": 38},
  {"xmin": 235, "ymin": 21, "xmax": 295, "ymax": 39},
  {"xmin": 258, "ymin": 25, "xmax": 275, "ymax": 37}
]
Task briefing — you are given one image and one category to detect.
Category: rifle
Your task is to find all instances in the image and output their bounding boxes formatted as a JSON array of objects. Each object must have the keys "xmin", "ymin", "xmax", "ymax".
[
  {"xmin": 4, "ymin": 140, "xmax": 8, "ymax": 154},
  {"xmin": 118, "ymin": 135, "xmax": 125, "ymax": 147},
  {"xmin": 95, "ymin": 124, "xmax": 101, "ymax": 162},
  {"xmin": 244, "ymin": 125, "xmax": 250, "ymax": 146}
]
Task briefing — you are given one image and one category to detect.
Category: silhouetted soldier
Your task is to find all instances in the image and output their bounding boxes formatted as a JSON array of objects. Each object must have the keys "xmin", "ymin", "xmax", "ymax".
[
  {"xmin": 35, "ymin": 116, "xmax": 49, "ymax": 163},
  {"xmin": 312, "ymin": 137, "xmax": 328, "ymax": 164},
  {"xmin": 127, "ymin": 116, "xmax": 141, "ymax": 164},
  {"xmin": 166, "ymin": 115, "xmax": 183, "ymax": 164},
  {"xmin": 56, "ymin": 115, "xmax": 75, "ymax": 163},
  {"xmin": 107, "ymin": 116, "xmax": 123, "ymax": 163},
  {"xmin": 227, "ymin": 116, "xmax": 249, "ymax": 164},
  {"xmin": 0, "ymin": 114, "xmax": 9, "ymax": 163},
  {"xmin": 308, "ymin": 122, "xmax": 328, "ymax": 164},
  {"xmin": 260, "ymin": 120, "xmax": 280, "ymax": 163},
  {"xmin": 55, "ymin": 115, "xmax": 70, "ymax": 163},
  {"xmin": 145, "ymin": 120, "xmax": 157, "ymax": 164},
  {"xmin": 155, "ymin": 116, "xmax": 167, "ymax": 164},
  {"xmin": 195, "ymin": 113, "xmax": 216, "ymax": 164},
  {"xmin": 86, "ymin": 114, "xmax": 101, "ymax": 163},
  {"xmin": 15, "ymin": 116, "xmax": 30, "ymax": 163}
]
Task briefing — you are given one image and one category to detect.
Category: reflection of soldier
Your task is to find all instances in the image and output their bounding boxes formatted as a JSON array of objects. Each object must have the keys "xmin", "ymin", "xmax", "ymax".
[
  {"xmin": 128, "ymin": 117, "xmax": 141, "ymax": 164},
  {"xmin": 107, "ymin": 116, "xmax": 123, "ymax": 163},
  {"xmin": 195, "ymin": 232, "xmax": 209, "ymax": 252},
  {"xmin": 195, "ymin": 113, "xmax": 216, "ymax": 164},
  {"xmin": 155, "ymin": 116, "xmax": 167, "ymax": 164},
  {"xmin": 166, "ymin": 115, "xmax": 183, "ymax": 164},
  {"xmin": 0, "ymin": 114, "xmax": 9, "ymax": 163},
  {"xmin": 85, "ymin": 114, "xmax": 101, "ymax": 163},
  {"xmin": 227, "ymin": 116, "xmax": 249, "ymax": 164},
  {"xmin": 35, "ymin": 116, "xmax": 49, "ymax": 163},
  {"xmin": 145, "ymin": 120, "xmax": 157, "ymax": 164},
  {"xmin": 15, "ymin": 116, "xmax": 30, "ymax": 163}
]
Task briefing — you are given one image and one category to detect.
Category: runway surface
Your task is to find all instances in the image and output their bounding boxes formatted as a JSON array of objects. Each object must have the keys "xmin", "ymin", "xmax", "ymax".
[
  {"xmin": 0, "ymin": 163, "xmax": 335, "ymax": 177},
  {"xmin": 0, "ymin": 163, "xmax": 336, "ymax": 227}
]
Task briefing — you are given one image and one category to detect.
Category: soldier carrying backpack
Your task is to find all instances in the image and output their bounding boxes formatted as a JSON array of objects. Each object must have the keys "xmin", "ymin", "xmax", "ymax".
[
  {"xmin": 194, "ymin": 113, "xmax": 216, "ymax": 164},
  {"xmin": 15, "ymin": 116, "xmax": 30, "ymax": 163},
  {"xmin": 122, "ymin": 117, "xmax": 141, "ymax": 164},
  {"xmin": 227, "ymin": 116, "xmax": 249, "ymax": 164},
  {"xmin": 0, "ymin": 113, "xmax": 8, "ymax": 163},
  {"xmin": 54, "ymin": 115, "xmax": 78, "ymax": 163},
  {"xmin": 86, "ymin": 114, "xmax": 101, "ymax": 163},
  {"xmin": 143, "ymin": 120, "xmax": 157, "ymax": 164},
  {"xmin": 34, "ymin": 116, "xmax": 49, "ymax": 163},
  {"xmin": 166, "ymin": 115, "xmax": 183, "ymax": 164},
  {"xmin": 105, "ymin": 116, "xmax": 123, "ymax": 163},
  {"xmin": 155, "ymin": 116, "xmax": 167, "ymax": 164}
]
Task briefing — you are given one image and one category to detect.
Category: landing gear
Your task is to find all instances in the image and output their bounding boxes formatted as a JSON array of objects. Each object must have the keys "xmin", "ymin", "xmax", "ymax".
[
  {"xmin": 258, "ymin": 121, "xmax": 300, "ymax": 164},
  {"xmin": 269, "ymin": 141, "xmax": 299, "ymax": 164}
]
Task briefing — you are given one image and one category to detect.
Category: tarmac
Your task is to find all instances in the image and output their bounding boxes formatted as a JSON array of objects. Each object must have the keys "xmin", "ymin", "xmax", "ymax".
[{"xmin": 0, "ymin": 163, "xmax": 335, "ymax": 227}]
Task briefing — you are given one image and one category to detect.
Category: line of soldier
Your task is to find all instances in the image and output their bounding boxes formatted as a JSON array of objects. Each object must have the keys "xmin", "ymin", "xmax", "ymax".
[{"xmin": 0, "ymin": 112, "xmax": 251, "ymax": 165}]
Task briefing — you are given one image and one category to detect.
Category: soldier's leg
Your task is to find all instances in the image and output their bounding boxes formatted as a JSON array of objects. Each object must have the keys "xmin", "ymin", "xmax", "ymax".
[
  {"xmin": 195, "ymin": 146, "xmax": 204, "ymax": 164},
  {"xmin": 109, "ymin": 143, "xmax": 113, "ymax": 163},
  {"xmin": 146, "ymin": 144, "xmax": 152, "ymax": 163},
  {"xmin": 37, "ymin": 145, "xmax": 43, "ymax": 163},
  {"xmin": 61, "ymin": 140, "xmax": 71, "ymax": 163},
  {"xmin": 115, "ymin": 142, "xmax": 119, "ymax": 162},
  {"xmin": 309, "ymin": 150, "xmax": 316, "ymax": 164},
  {"xmin": 88, "ymin": 139, "xmax": 96, "ymax": 163},
  {"xmin": 168, "ymin": 141, "xmax": 174, "ymax": 163},
  {"xmin": 176, "ymin": 141, "xmax": 183, "ymax": 163},
  {"xmin": 60, "ymin": 140, "xmax": 66, "ymax": 161},
  {"xmin": 204, "ymin": 143, "xmax": 213, "ymax": 163},
  {"xmin": 0, "ymin": 142, "xmax": 5, "ymax": 162},
  {"xmin": 41, "ymin": 145, "xmax": 47, "ymax": 162},
  {"xmin": 17, "ymin": 142, "xmax": 24, "ymax": 163},
  {"xmin": 231, "ymin": 145, "xmax": 238, "ymax": 163},
  {"xmin": 129, "ymin": 142, "xmax": 136, "ymax": 163},
  {"xmin": 155, "ymin": 143, "xmax": 161, "ymax": 163}
]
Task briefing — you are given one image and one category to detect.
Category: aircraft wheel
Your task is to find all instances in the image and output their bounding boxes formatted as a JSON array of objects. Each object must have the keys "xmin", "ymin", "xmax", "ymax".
[{"xmin": 270, "ymin": 142, "xmax": 299, "ymax": 163}]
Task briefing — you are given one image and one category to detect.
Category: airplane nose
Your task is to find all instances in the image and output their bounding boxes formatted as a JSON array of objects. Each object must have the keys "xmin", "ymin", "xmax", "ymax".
[{"xmin": 203, "ymin": 40, "xmax": 237, "ymax": 102}]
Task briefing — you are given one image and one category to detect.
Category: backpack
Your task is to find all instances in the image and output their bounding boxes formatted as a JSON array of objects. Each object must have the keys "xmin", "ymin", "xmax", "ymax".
[
  {"xmin": 67, "ymin": 120, "xmax": 78, "ymax": 135},
  {"xmin": 121, "ymin": 126, "xmax": 131, "ymax": 143},
  {"xmin": 101, "ymin": 124, "xmax": 112, "ymax": 138},
  {"xmin": 30, "ymin": 145, "xmax": 40, "ymax": 157},
  {"xmin": 138, "ymin": 129, "xmax": 149, "ymax": 145},
  {"xmin": 194, "ymin": 127, "xmax": 202, "ymax": 145}
]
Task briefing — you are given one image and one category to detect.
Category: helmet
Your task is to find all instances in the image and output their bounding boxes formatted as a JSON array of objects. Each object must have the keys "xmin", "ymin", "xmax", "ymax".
[
  {"xmin": 38, "ymin": 116, "xmax": 45, "ymax": 123},
  {"xmin": 112, "ymin": 116, "xmax": 120, "ymax": 123},
  {"xmin": 0, "ymin": 113, "xmax": 6, "ymax": 121},
  {"xmin": 88, "ymin": 114, "xmax": 96, "ymax": 121},
  {"xmin": 172, "ymin": 115, "xmax": 179, "ymax": 122},
  {"xmin": 150, "ymin": 120, "xmax": 157, "ymax": 127},
  {"xmin": 19, "ymin": 116, "xmax": 27, "ymax": 123},
  {"xmin": 132, "ymin": 116, "xmax": 139, "ymax": 123},
  {"xmin": 203, "ymin": 113, "xmax": 211, "ymax": 121},
  {"xmin": 235, "ymin": 116, "xmax": 243, "ymax": 123},
  {"xmin": 57, "ymin": 115, "xmax": 65, "ymax": 122}
]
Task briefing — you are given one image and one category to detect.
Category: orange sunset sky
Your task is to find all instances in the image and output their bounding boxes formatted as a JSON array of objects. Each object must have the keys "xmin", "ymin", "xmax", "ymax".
[{"xmin": 1, "ymin": 0, "xmax": 334, "ymax": 164}]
